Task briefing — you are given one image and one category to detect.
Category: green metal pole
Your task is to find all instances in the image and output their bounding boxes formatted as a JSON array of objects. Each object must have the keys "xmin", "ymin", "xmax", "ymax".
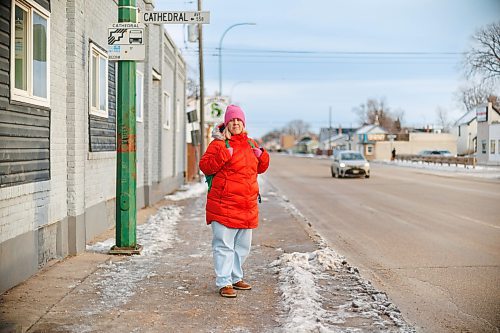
[{"xmin": 114, "ymin": 0, "xmax": 139, "ymax": 252}]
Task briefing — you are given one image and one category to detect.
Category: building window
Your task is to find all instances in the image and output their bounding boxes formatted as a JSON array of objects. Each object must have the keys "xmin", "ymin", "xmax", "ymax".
[
  {"xmin": 163, "ymin": 92, "xmax": 171, "ymax": 129},
  {"xmin": 481, "ymin": 140, "xmax": 487, "ymax": 154},
  {"xmin": 11, "ymin": 0, "xmax": 50, "ymax": 106},
  {"xmin": 366, "ymin": 145, "xmax": 373, "ymax": 155},
  {"xmin": 90, "ymin": 43, "xmax": 108, "ymax": 118},
  {"xmin": 490, "ymin": 140, "xmax": 496, "ymax": 155},
  {"xmin": 136, "ymin": 70, "xmax": 143, "ymax": 122}
]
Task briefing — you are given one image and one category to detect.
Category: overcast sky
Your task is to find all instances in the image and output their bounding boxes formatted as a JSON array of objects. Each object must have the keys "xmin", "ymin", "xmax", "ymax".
[{"xmin": 157, "ymin": 0, "xmax": 500, "ymax": 138}]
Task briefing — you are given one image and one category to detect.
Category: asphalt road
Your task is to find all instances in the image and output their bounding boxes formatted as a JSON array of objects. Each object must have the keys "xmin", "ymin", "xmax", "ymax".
[{"xmin": 265, "ymin": 154, "xmax": 500, "ymax": 333}]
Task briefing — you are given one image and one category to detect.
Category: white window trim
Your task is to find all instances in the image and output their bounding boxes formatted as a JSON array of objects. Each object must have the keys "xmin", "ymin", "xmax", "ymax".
[
  {"xmin": 163, "ymin": 91, "xmax": 171, "ymax": 130},
  {"xmin": 136, "ymin": 70, "xmax": 144, "ymax": 122},
  {"xmin": 89, "ymin": 43, "xmax": 108, "ymax": 118},
  {"xmin": 10, "ymin": 0, "xmax": 51, "ymax": 108}
]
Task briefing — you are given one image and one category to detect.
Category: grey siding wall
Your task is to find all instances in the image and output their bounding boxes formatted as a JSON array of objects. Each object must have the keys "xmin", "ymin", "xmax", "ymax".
[
  {"xmin": 0, "ymin": 1, "xmax": 51, "ymax": 188},
  {"xmin": 89, "ymin": 62, "xmax": 116, "ymax": 152},
  {"xmin": 1, "ymin": 0, "xmax": 187, "ymax": 294}
]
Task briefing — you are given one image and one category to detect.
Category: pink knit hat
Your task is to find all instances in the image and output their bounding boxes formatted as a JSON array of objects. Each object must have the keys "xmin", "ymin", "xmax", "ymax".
[{"xmin": 224, "ymin": 104, "xmax": 246, "ymax": 127}]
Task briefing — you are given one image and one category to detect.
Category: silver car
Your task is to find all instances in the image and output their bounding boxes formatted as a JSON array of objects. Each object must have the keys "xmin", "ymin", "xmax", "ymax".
[{"xmin": 331, "ymin": 150, "xmax": 370, "ymax": 178}]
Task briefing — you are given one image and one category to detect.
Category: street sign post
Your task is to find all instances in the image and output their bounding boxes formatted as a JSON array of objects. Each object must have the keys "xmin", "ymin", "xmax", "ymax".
[
  {"xmin": 108, "ymin": 23, "xmax": 145, "ymax": 61},
  {"xmin": 141, "ymin": 11, "xmax": 210, "ymax": 24}
]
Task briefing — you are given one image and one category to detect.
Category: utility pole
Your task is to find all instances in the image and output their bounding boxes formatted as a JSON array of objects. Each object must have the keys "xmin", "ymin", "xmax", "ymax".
[
  {"xmin": 198, "ymin": 0, "xmax": 205, "ymax": 155},
  {"xmin": 329, "ymin": 106, "xmax": 332, "ymax": 155},
  {"xmin": 111, "ymin": 0, "xmax": 141, "ymax": 254}
]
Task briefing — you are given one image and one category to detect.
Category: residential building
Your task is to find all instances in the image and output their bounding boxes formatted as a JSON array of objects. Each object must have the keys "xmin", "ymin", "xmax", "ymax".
[
  {"xmin": 353, "ymin": 124, "xmax": 388, "ymax": 160},
  {"xmin": 318, "ymin": 127, "xmax": 356, "ymax": 153},
  {"xmin": 0, "ymin": 0, "xmax": 186, "ymax": 293},
  {"xmin": 451, "ymin": 110, "xmax": 477, "ymax": 156},
  {"xmin": 476, "ymin": 102, "xmax": 500, "ymax": 165}
]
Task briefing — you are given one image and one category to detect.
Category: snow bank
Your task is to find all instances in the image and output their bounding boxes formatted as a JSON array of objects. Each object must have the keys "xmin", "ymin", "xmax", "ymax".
[
  {"xmin": 273, "ymin": 248, "xmax": 415, "ymax": 333},
  {"xmin": 164, "ymin": 181, "xmax": 207, "ymax": 201},
  {"xmin": 267, "ymin": 182, "xmax": 415, "ymax": 332}
]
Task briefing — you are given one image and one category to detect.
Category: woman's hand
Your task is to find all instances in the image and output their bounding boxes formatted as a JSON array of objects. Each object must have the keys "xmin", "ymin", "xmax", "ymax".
[
  {"xmin": 227, "ymin": 147, "xmax": 234, "ymax": 156},
  {"xmin": 252, "ymin": 148, "xmax": 263, "ymax": 158}
]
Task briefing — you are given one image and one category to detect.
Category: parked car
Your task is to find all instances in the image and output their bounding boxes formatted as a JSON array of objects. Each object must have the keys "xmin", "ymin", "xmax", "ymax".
[
  {"xmin": 419, "ymin": 150, "xmax": 452, "ymax": 157},
  {"xmin": 331, "ymin": 150, "xmax": 370, "ymax": 178}
]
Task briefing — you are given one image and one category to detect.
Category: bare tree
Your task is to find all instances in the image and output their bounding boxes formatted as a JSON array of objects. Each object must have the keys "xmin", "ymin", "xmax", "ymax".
[
  {"xmin": 282, "ymin": 119, "xmax": 311, "ymax": 139},
  {"xmin": 186, "ymin": 78, "xmax": 198, "ymax": 99},
  {"xmin": 261, "ymin": 128, "xmax": 282, "ymax": 143},
  {"xmin": 352, "ymin": 98, "xmax": 404, "ymax": 133},
  {"xmin": 457, "ymin": 83, "xmax": 497, "ymax": 111},
  {"xmin": 464, "ymin": 22, "xmax": 500, "ymax": 83},
  {"xmin": 435, "ymin": 106, "xmax": 451, "ymax": 132}
]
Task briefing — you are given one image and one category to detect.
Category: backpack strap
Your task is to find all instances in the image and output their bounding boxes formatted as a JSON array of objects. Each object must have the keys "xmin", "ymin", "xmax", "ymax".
[{"xmin": 226, "ymin": 139, "xmax": 256, "ymax": 149}]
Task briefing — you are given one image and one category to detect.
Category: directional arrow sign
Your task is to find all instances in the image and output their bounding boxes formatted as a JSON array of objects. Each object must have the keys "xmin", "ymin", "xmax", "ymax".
[{"xmin": 141, "ymin": 11, "xmax": 210, "ymax": 24}]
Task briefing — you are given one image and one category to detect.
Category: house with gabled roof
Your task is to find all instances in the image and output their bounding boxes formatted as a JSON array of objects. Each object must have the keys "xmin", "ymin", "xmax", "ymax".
[
  {"xmin": 476, "ymin": 101, "xmax": 500, "ymax": 165},
  {"xmin": 353, "ymin": 124, "xmax": 388, "ymax": 160},
  {"xmin": 451, "ymin": 109, "xmax": 478, "ymax": 156}
]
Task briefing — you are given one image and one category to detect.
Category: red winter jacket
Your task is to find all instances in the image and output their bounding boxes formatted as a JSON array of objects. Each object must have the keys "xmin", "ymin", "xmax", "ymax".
[{"xmin": 199, "ymin": 133, "xmax": 270, "ymax": 229}]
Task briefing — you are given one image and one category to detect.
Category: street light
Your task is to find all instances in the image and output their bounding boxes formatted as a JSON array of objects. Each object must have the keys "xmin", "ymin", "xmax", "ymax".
[{"xmin": 218, "ymin": 23, "xmax": 256, "ymax": 96}]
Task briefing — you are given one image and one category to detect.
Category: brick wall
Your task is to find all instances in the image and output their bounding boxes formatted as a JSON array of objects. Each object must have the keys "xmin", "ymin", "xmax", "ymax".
[
  {"xmin": 82, "ymin": 1, "xmax": 117, "ymax": 212},
  {"xmin": 66, "ymin": 0, "xmax": 87, "ymax": 217}
]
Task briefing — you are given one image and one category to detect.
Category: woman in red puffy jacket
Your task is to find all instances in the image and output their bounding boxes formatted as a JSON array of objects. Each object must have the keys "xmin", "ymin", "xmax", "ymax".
[{"xmin": 199, "ymin": 105, "xmax": 270, "ymax": 298}]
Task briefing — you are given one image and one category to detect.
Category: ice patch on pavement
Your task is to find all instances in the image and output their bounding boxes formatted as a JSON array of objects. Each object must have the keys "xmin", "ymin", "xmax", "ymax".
[
  {"xmin": 164, "ymin": 181, "xmax": 207, "ymax": 201},
  {"xmin": 84, "ymin": 205, "xmax": 183, "ymax": 314},
  {"xmin": 273, "ymin": 248, "xmax": 415, "ymax": 333}
]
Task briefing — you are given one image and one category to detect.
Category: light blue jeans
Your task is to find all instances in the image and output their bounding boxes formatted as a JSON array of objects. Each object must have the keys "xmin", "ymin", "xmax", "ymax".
[{"xmin": 211, "ymin": 221, "xmax": 253, "ymax": 288}]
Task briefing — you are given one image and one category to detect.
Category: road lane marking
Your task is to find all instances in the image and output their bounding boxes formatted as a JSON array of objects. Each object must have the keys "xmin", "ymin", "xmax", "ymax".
[{"xmin": 450, "ymin": 213, "xmax": 500, "ymax": 230}]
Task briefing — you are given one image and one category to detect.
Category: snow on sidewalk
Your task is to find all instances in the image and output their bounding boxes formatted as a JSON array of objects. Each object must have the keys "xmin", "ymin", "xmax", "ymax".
[
  {"xmin": 86, "ymin": 178, "xmax": 415, "ymax": 332},
  {"xmin": 83, "ymin": 182, "xmax": 208, "ymax": 315}
]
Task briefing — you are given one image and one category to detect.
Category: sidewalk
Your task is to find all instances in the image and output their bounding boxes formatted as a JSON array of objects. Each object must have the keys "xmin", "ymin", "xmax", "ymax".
[{"xmin": 0, "ymin": 178, "xmax": 415, "ymax": 333}]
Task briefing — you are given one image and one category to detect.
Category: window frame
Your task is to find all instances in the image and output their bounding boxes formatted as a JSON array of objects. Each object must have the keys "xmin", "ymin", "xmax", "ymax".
[
  {"xmin": 10, "ymin": 0, "xmax": 51, "ymax": 107},
  {"xmin": 490, "ymin": 139, "xmax": 496, "ymax": 155},
  {"xmin": 163, "ymin": 91, "xmax": 171, "ymax": 130},
  {"xmin": 136, "ymin": 70, "xmax": 144, "ymax": 122},
  {"xmin": 89, "ymin": 43, "xmax": 109, "ymax": 118},
  {"xmin": 481, "ymin": 140, "xmax": 487, "ymax": 154}
]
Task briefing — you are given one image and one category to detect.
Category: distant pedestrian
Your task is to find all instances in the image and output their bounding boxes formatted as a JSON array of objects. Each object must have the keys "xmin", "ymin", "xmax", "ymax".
[
  {"xmin": 199, "ymin": 105, "xmax": 270, "ymax": 298},
  {"xmin": 391, "ymin": 148, "xmax": 396, "ymax": 161}
]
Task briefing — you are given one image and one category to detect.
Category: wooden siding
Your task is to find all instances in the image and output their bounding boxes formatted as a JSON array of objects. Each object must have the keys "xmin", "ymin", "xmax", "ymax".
[
  {"xmin": 89, "ymin": 61, "xmax": 116, "ymax": 152},
  {"xmin": 0, "ymin": 0, "xmax": 51, "ymax": 188}
]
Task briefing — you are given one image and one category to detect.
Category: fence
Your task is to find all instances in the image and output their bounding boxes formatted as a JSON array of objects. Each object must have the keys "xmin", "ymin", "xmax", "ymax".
[{"xmin": 396, "ymin": 155, "xmax": 476, "ymax": 168}]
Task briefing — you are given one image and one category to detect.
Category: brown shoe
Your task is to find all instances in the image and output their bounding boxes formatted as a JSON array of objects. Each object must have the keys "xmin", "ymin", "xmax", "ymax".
[
  {"xmin": 219, "ymin": 285, "xmax": 237, "ymax": 298},
  {"xmin": 232, "ymin": 280, "xmax": 252, "ymax": 290}
]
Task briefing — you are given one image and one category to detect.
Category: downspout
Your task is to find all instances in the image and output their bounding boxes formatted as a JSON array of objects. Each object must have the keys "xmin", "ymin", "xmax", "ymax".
[{"xmin": 173, "ymin": 46, "xmax": 178, "ymax": 180}]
